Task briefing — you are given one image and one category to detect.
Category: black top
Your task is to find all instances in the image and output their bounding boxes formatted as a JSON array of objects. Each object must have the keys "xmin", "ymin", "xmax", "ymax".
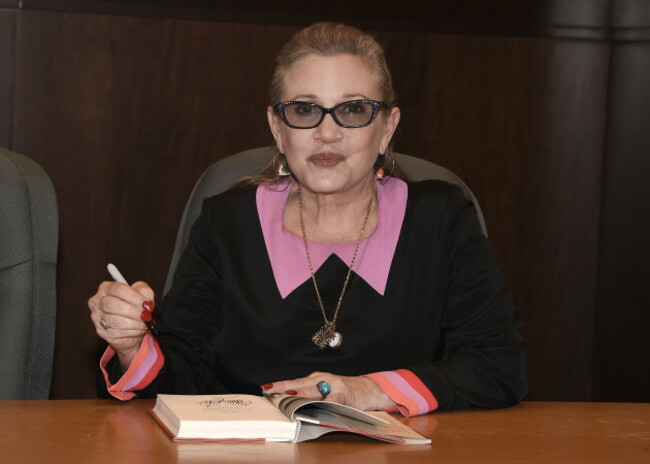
[{"xmin": 101, "ymin": 180, "xmax": 527, "ymax": 411}]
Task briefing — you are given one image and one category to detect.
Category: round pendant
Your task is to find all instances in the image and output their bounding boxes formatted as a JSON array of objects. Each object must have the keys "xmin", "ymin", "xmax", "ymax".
[{"xmin": 328, "ymin": 332, "xmax": 342, "ymax": 348}]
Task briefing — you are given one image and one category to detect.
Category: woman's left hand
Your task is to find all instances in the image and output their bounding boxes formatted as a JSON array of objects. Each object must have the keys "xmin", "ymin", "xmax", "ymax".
[{"xmin": 263, "ymin": 372, "xmax": 396, "ymax": 411}]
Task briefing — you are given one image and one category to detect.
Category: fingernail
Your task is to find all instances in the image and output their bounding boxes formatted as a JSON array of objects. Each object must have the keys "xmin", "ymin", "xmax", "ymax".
[
  {"xmin": 261, "ymin": 383, "xmax": 273, "ymax": 391},
  {"xmin": 142, "ymin": 301, "xmax": 155, "ymax": 312},
  {"xmin": 140, "ymin": 310, "xmax": 153, "ymax": 322},
  {"xmin": 286, "ymin": 390, "xmax": 298, "ymax": 396}
]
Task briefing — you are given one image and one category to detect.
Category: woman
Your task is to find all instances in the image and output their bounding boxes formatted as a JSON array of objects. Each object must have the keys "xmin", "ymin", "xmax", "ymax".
[{"xmin": 88, "ymin": 22, "xmax": 526, "ymax": 415}]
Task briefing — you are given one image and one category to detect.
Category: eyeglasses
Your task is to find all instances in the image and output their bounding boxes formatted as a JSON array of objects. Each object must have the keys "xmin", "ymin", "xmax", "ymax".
[{"xmin": 274, "ymin": 100, "xmax": 388, "ymax": 129}]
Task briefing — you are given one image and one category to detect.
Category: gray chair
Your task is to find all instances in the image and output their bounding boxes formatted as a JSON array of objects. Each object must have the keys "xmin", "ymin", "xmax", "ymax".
[
  {"xmin": 164, "ymin": 146, "xmax": 486, "ymax": 294},
  {"xmin": 0, "ymin": 147, "xmax": 58, "ymax": 399}
]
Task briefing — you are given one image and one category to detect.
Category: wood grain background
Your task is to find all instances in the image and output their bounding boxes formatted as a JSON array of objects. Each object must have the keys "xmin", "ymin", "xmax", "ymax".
[{"xmin": 0, "ymin": 0, "xmax": 647, "ymax": 401}]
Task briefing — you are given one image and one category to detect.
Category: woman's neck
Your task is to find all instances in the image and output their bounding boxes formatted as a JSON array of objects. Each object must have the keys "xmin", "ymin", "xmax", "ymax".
[{"xmin": 284, "ymin": 177, "xmax": 378, "ymax": 244}]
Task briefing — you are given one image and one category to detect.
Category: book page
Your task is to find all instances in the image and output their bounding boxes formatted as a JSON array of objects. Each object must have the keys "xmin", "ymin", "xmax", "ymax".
[
  {"xmin": 295, "ymin": 410, "xmax": 430, "ymax": 444},
  {"xmin": 265, "ymin": 393, "xmax": 388, "ymax": 426},
  {"xmin": 366, "ymin": 412, "xmax": 432, "ymax": 444}
]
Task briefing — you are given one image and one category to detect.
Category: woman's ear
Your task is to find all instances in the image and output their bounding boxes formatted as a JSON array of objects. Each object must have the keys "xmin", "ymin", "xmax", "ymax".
[
  {"xmin": 379, "ymin": 107, "xmax": 401, "ymax": 154},
  {"xmin": 267, "ymin": 106, "xmax": 284, "ymax": 154}
]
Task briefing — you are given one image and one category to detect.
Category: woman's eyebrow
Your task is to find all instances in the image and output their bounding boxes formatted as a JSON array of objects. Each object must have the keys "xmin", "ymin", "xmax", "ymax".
[
  {"xmin": 290, "ymin": 94, "xmax": 319, "ymax": 101},
  {"xmin": 287, "ymin": 94, "xmax": 371, "ymax": 102},
  {"xmin": 341, "ymin": 93, "xmax": 370, "ymax": 100}
]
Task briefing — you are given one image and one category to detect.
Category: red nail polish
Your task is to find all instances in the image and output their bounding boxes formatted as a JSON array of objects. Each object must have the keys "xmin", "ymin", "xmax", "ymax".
[
  {"xmin": 140, "ymin": 310, "xmax": 153, "ymax": 322},
  {"xmin": 261, "ymin": 383, "xmax": 273, "ymax": 391},
  {"xmin": 286, "ymin": 390, "xmax": 298, "ymax": 396},
  {"xmin": 142, "ymin": 301, "xmax": 154, "ymax": 312}
]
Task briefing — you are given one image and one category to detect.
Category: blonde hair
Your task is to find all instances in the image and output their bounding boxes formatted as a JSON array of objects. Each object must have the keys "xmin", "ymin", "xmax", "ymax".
[
  {"xmin": 234, "ymin": 22, "xmax": 401, "ymax": 190},
  {"xmin": 270, "ymin": 22, "xmax": 396, "ymax": 107}
]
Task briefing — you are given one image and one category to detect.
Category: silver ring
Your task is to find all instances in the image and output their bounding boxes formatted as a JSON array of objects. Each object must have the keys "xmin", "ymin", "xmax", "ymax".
[
  {"xmin": 99, "ymin": 313, "xmax": 110, "ymax": 330},
  {"xmin": 317, "ymin": 381, "xmax": 331, "ymax": 400}
]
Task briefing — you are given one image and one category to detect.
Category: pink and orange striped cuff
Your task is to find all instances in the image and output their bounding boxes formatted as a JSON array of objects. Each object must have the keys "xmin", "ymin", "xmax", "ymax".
[
  {"xmin": 100, "ymin": 333, "xmax": 164, "ymax": 400},
  {"xmin": 365, "ymin": 369, "xmax": 438, "ymax": 416}
]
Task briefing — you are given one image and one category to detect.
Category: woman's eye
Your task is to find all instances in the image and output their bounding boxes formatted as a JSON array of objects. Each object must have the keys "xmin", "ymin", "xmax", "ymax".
[
  {"xmin": 339, "ymin": 102, "xmax": 369, "ymax": 116},
  {"xmin": 293, "ymin": 105, "xmax": 317, "ymax": 117}
]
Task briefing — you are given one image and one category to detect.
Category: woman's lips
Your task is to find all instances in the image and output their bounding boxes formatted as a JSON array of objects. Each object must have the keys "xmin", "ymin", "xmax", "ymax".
[{"xmin": 308, "ymin": 153, "xmax": 345, "ymax": 166}]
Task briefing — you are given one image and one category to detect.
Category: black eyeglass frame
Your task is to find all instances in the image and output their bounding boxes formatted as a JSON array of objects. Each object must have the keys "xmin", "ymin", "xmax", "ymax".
[{"xmin": 273, "ymin": 99, "xmax": 389, "ymax": 129}]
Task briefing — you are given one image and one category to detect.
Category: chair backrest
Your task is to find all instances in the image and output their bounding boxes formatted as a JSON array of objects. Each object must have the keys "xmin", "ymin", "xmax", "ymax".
[
  {"xmin": 164, "ymin": 146, "xmax": 487, "ymax": 294},
  {"xmin": 0, "ymin": 147, "xmax": 58, "ymax": 399}
]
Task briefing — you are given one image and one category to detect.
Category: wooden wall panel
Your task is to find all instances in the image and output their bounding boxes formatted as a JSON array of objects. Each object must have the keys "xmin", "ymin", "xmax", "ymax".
[
  {"xmin": 13, "ymin": 10, "xmax": 297, "ymax": 398},
  {"xmin": 383, "ymin": 33, "xmax": 608, "ymax": 400},
  {"xmin": 593, "ymin": 8, "xmax": 650, "ymax": 401},
  {"xmin": 0, "ymin": 9, "xmax": 15, "ymax": 148}
]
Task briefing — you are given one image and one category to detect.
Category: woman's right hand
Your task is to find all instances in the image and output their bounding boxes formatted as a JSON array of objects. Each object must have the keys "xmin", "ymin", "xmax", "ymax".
[{"xmin": 88, "ymin": 281, "xmax": 155, "ymax": 371}]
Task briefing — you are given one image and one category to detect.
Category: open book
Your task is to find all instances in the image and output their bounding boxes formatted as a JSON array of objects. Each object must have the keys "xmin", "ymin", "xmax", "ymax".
[{"xmin": 151, "ymin": 393, "xmax": 431, "ymax": 444}]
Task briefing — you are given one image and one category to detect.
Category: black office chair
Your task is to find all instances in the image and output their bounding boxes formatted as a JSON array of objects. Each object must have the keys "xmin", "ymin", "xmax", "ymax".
[
  {"xmin": 164, "ymin": 146, "xmax": 486, "ymax": 294},
  {"xmin": 0, "ymin": 147, "xmax": 58, "ymax": 399}
]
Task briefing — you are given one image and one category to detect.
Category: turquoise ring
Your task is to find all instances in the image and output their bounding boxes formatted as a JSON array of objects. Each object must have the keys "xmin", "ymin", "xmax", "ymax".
[{"xmin": 317, "ymin": 381, "xmax": 331, "ymax": 400}]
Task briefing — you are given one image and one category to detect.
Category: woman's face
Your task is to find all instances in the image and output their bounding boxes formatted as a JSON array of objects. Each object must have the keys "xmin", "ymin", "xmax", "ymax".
[{"xmin": 267, "ymin": 54, "xmax": 400, "ymax": 196}]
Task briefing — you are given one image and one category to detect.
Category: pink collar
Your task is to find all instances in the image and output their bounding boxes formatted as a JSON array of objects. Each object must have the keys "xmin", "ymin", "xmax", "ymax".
[{"xmin": 257, "ymin": 177, "xmax": 408, "ymax": 298}]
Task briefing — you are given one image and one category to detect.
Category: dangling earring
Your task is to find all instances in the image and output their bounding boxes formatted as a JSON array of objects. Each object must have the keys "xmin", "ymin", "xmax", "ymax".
[
  {"xmin": 273, "ymin": 153, "xmax": 291, "ymax": 176},
  {"xmin": 278, "ymin": 162, "xmax": 291, "ymax": 176},
  {"xmin": 375, "ymin": 147, "xmax": 392, "ymax": 180}
]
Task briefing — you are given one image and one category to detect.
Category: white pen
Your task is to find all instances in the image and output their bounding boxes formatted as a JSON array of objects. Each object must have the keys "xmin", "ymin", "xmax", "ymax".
[
  {"xmin": 107, "ymin": 263, "xmax": 128, "ymax": 284},
  {"xmin": 106, "ymin": 263, "xmax": 157, "ymax": 334}
]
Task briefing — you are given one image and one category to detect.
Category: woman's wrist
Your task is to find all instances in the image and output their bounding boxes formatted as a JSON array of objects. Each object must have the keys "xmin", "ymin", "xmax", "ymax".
[
  {"xmin": 361, "ymin": 375, "xmax": 397, "ymax": 410},
  {"xmin": 115, "ymin": 341, "xmax": 143, "ymax": 373}
]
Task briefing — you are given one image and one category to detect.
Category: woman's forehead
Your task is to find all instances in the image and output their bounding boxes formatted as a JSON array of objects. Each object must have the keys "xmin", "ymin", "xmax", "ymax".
[{"xmin": 281, "ymin": 54, "xmax": 381, "ymax": 101}]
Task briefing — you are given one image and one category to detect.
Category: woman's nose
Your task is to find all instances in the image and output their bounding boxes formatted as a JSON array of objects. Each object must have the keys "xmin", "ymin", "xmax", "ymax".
[{"xmin": 314, "ymin": 113, "xmax": 343, "ymax": 142}]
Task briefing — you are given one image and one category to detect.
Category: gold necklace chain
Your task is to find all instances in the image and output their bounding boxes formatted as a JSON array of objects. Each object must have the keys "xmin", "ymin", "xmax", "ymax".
[{"xmin": 297, "ymin": 183, "xmax": 374, "ymax": 349}]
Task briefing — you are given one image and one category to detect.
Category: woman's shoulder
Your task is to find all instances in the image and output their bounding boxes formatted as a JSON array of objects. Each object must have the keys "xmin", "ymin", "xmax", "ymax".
[
  {"xmin": 199, "ymin": 181, "xmax": 291, "ymax": 227},
  {"xmin": 403, "ymin": 178, "xmax": 481, "ymax": 232},
  {"xmin": 403, "ymin": 179, "xmax": 487, "ymax": 248},
  {"xmin": 202, "ymin": 183, "xmax": 258, "ymax": 209},
  {"xmin": 405, "ymin": 178, "xmax": 471, "ymax": 207},
  {"xmin": 190, "ymin": 185, "xmax": 259, "ymax": 230}
]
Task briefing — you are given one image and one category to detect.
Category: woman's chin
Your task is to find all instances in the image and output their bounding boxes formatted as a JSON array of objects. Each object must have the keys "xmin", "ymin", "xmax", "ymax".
[{"xmin": 295, "ymin": 175, "xmax": 364, "ymax": 196}]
